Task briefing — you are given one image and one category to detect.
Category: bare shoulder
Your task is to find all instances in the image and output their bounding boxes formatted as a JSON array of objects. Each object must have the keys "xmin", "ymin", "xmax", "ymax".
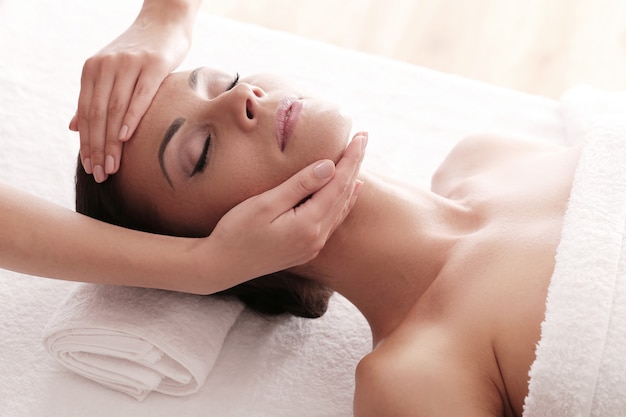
[
  {"xmin": 431, "ymin": 134, "xmax": 560, "ymax": 194},
  {"xmin": 354, "ymin": 334, "xmax": 503, "ymax": 417}
]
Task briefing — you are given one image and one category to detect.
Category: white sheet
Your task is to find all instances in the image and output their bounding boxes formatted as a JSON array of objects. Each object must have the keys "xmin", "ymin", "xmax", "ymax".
[{"xmin": 0, "ymin": 0, "xmax": 566, "ymax": 415}]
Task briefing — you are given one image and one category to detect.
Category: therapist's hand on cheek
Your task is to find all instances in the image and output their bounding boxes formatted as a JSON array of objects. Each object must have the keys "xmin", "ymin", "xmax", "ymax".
[
  {"xmin": 70, "ymin": 0, "xmax": 202, "ymax": 183},
  {"xmin": 207, "ymin": 133, "xmax": 367, "ymax": 288}
]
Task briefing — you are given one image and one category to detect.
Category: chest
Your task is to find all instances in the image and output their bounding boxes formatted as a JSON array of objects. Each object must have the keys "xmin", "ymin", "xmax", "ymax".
[{"xmin": 377, "ymin": 144, "xmax": 582, "ymax": 416}]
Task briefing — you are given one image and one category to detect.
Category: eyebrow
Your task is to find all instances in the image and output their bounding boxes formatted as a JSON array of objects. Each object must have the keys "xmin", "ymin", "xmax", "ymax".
[
  {"xmin": 158, "ymin": 117, "xmax": 185, "ymax": 189},
  {"xmin": 189, "ymin": 67, "xmax": 202, "ymax": 91}
]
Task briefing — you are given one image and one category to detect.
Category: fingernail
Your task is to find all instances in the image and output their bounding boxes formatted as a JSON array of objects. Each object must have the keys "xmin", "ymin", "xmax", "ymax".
[
  {"xmin": 93, "ymin": 165, "xmax": 106, "ymax": 183},
  {"xmin": 118, "ymin": 125, "xmax": 129, "ymax": 140},
  {"xmin": 83, "ymin": 157, "xmax": 93, "ymax": 174},
  {"xmin": 105, "ymin": 155, "xmax": 115, "ymax": 174},
  {"xmin": 359, "ymin": 132, "xmax": 368, "ymax": 151},
  {"xmin": 314, "ymin": 160, "xmax": 334, "ymax": 179},
  {"xmin": 354, "ymin": 179, "xmax": 364, "ymax": 194}
]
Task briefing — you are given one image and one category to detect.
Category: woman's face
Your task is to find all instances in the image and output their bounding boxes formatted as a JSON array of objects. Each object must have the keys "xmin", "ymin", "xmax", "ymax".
[{"xmin": 117, "ymin": 67, "xmax": 352, "ymax": 235}]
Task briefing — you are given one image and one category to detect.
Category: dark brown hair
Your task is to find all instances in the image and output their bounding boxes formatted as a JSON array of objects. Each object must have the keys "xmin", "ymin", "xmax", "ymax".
[{"xmin": 75, "ymin": 155, "xmax": 332, "ymax": 318}]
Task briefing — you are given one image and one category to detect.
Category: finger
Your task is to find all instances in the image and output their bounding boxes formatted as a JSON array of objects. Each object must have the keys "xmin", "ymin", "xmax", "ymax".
[
  {"xmin": 76, "ymin": 58, "xmax": 99, "ymax": 174},
  {"xmin": 254, "ymin": 159, "xmax": 337, "ymax": 219},
  {"xmin": 69, "ymin": 113, "xmax": 78, "ymax": 131},
  {"xmin": 87, "ymin": 69, "xmax": 117, "ymax": 183},
  {"xmin": 118, "ymin": 65, "xmax": 168, "ymax": 141},
  {"xmin": 327, "ymin": 179, "xmax": 364, "ymax": 237},
  {"xmin": 76, "ymin": 67, "xmax": 96, "ymax": 174},
  {"xmin": 320, "ymin": 134, "xmax": 368, "ymax": 231},
  {"xmin": 103, "ymin": 69, "xmax": 140, "ymax": 174},
  {"xmin": 76, "ymin": 58, "xmax": 116, "ymax": 182},
  {"xmin": 299, "ymin": 133, "xmax": 367, "ymax": 225}
]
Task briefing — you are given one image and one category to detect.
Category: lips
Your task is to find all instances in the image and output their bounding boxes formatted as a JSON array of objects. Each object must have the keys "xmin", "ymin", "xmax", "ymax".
[{"xmin": 275, "ymin": 97, "xmax": 302, "ymax": 151}]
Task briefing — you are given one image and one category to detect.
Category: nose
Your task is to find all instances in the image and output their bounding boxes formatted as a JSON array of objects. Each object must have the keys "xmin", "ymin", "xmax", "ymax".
[{"xmin": 216, "ymin": 83, "xmax": 265, "ymax": 131}]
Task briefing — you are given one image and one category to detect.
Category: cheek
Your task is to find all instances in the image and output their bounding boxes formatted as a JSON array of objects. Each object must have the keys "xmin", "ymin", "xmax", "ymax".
[
  {"xmin": 211, "ymin": 157, "xmax": 285, "ymax": 203},
  {"xmin": 200, "ymin": 155, "xmax": 293, "ymax": 229},
  {"xmin": 155, "ymin": 189, "xmax": 229, "ymax": 237},
  {"xmin": 295, "ymin": 109, "xmax": 352, "ymax": 164}
]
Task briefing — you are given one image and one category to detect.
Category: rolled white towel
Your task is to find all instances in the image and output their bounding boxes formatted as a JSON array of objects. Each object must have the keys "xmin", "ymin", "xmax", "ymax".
[{"xmin": 42, "ymin": 284, "xmax": 244, "ymax": 401}]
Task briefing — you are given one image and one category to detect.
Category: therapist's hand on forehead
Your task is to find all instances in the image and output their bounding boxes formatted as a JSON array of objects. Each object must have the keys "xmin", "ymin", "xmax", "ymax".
[{"xmin": 70, "ymin": 0, "xmax": 202, "ymax": 183}]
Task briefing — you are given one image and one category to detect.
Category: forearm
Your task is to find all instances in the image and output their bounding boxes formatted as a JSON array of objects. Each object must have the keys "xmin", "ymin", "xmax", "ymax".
[
  {"xmin": 136, "ymin": 0, "xmax": 204, "ymax": 39},
  {"xmin": 0, "ymin": 182, "xmax": 227, "ymax": 294}
]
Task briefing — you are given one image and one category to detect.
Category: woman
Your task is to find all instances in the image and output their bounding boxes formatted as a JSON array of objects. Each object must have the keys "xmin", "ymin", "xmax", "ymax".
[{"xmin": 76, "ymin": 67, "xmax": 582, "ymax": 416}]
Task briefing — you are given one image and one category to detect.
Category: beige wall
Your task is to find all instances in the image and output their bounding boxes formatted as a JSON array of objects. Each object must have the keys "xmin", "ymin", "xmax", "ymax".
[{"xmin": 201, "ymin": 0, "xmax": 626, "ymax": 98}]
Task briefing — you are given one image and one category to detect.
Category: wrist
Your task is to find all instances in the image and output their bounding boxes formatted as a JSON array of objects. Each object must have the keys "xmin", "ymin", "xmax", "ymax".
[{"xmin": 178, "ymin": 235, "xmax": 238, "ymax": 296}]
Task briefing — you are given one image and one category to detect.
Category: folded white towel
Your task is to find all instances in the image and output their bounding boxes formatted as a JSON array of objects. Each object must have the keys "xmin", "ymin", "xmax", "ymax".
[
  {"xmin": 43, "ymin": 284, "xmax": 244, "ymax": 401},
  {"xmin": 522, "ymin": 86, "xmax": 626, "ymax": 416}
]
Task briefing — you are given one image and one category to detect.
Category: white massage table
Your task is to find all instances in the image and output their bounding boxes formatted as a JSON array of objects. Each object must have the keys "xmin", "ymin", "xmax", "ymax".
[{"xmin": 0, "ymin": 0, "xmax": 567, "ymax": 415}]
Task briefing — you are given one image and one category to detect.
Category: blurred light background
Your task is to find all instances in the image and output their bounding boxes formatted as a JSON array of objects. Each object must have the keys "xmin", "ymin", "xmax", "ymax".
[{"xmin": 202, "ymin": 0, "xmax": 626, "ymax": 98}]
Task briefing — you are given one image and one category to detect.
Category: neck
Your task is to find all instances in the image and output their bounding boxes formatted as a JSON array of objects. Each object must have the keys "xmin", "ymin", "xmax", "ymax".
[{"xmin": 291, "ymin": 171, "xmax": 475, "ymax": 345}]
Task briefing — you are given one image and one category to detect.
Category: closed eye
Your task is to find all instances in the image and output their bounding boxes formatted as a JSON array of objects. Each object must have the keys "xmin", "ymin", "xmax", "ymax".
[
  {"xmin": 191, "ymin": 135, "xmax": 211, "ymax": 177},
  {"xmin": 226, "ymin": 72, "xmax": 240, "ymax": 91}
]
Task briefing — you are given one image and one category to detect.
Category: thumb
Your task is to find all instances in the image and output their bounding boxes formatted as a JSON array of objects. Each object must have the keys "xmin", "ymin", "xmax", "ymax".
[
  {"xmin": 262, "ymin": 160, "xmax": 335, "ymax": 213},
  {"xmin": 69, "ymin": 113, "xmax": 78, "ymax": 131}
]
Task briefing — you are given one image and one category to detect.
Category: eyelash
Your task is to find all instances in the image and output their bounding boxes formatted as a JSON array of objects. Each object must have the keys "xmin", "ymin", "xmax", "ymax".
[
  {"xmin": 191, "ymin": 135, "xmax": 211, "ymax": 177},
  {"xmin": 190, "ymin": 73, "xmax": 239, "ymax": 177},
  {"xmin": 227, "ymin": 72, "xmax": 240, "ymax": 91}
]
